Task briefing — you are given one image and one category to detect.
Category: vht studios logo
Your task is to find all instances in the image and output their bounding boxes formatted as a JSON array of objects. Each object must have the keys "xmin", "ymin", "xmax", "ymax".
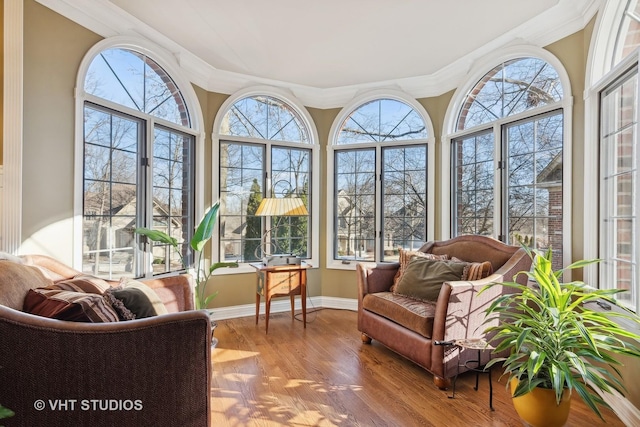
[{"xmin": 34, "ymin": 399, "xmax": 143, "ymax": 411}]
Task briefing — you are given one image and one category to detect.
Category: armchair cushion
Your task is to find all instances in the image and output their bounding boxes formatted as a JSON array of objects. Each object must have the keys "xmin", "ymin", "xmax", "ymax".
[
  {"xmin": 23, "ymin": 288, "xmax": 119, "ymax": 322},
  {"xmin": 363, "ymin": 291, "xmax": 436, "ymax": 338},
  {"xmin": 394, "ymin": 257, "xmax": 466, "ymax": 301}
]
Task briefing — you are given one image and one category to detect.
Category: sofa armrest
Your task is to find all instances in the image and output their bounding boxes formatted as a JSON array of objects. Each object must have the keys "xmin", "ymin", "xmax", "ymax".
[
  {"xmin": 0, "ymin": 306, "xmax": 211, "ymax": 427},
  {"xmin": 142, "ymin": 274, "xmax": 195, "ymax": 312}
]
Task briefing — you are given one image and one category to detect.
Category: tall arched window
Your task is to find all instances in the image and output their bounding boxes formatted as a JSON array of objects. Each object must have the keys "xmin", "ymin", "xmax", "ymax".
[
  {"xmin": 328, "ymin": 94, "xmax": 433, "ymax": 267},
  {"xmin": 588, "ymin": 0, "xmax": 640, "ymax": 312},
  {"xmin": 79, "ymin": 44, "xmax": 199, "ymax": 279},
  {"xmin": 215, "ymin": 92, "xmax": 316, "ymax": 264},
  {"xmin": 450, "ymin": 56, "xmax": 567, "ymax": 270}
]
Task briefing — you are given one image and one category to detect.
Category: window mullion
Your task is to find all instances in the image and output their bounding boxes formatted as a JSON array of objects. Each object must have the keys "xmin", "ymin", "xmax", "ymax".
[{"xmin": 375, "ymin": 146, "xmax": 382, "ymax": 262}]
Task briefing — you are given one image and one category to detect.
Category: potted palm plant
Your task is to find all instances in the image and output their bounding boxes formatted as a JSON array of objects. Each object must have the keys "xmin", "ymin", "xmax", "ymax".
[
  {"xmin": 135, "ymin": 201, "xmax": 237, "ymax": 311},
  {"xmin": 482, "ymin": 245, "xmax": 640, "ymax": 427}
]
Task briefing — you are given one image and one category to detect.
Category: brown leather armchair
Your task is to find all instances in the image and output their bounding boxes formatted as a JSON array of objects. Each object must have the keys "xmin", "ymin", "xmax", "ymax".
[
  {"xmin": 357, "ymin": 235, "xmax": 532, "ymax": 389},
  {"xmin": 0, "ymin": 255, "xmax": 211, "ymax": 427}
]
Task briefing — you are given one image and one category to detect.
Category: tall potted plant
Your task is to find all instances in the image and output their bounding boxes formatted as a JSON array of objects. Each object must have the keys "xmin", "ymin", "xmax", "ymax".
[
  {"xmin": 135, "ymin": 201, "xmax": 237, "ymax": 310},
  {"xmin": 482, "ymin": 245, "xmax": 640, "ymax": 426}
]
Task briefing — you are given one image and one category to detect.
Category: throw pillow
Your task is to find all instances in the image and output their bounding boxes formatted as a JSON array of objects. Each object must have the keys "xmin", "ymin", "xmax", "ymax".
[
  {"xmin": 393, "ymin": 257, "xmax": 468, "ymax": 302},
  {"xmin": 104, "ymin": 279, "xmax": 168, "ymax": 319},
  {"xmin": 462, "ymin": 261, "xmax": 494, "ymax": 281},
  {"xmin": 23, "ymin": 288, "xmax": 119, "ymax": 322},
  {"xmin": 391, "ymin": 248, "xmax": 449, "ymax": 292},
  {"xmin": 54, "ymin": 275, "xmax": 111, "ymax": 294}
]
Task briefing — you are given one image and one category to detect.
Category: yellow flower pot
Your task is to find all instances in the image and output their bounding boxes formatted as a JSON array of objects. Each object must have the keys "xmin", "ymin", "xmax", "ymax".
[{"xmin": 510, "ymin": 379, "xmax": 572, "ymax": 427}]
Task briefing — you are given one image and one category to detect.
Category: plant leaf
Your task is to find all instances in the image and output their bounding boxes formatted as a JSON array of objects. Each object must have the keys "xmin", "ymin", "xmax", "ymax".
[
  {"xmin": 135, "ymin": 227, "xmax": 178, "ymax": 246},
  {"xmin": 191, "ymin": 201, "xmax": 220, "ymax": 252},
  {"xmin": 0, "ymin": 404, "xmax": 15, "ymax": 419}
]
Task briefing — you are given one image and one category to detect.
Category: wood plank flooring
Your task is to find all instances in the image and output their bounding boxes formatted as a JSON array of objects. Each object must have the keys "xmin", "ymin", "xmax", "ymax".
[{"xmin": 210, "ymin": 308, "xmax": 626, "ymax": 426}]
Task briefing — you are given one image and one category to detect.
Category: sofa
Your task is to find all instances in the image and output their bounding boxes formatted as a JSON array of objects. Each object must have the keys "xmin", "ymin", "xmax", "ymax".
[
  {"xmin": 357, "ymin": 235, "xmax": 532, "ymax": 389},
  {"xmin": 0, "ymin": 254, "xmax": 211, "ymax": 427}
]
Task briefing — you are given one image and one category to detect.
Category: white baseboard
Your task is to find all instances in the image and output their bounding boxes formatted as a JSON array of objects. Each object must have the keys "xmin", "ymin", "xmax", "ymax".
[{"xmin": 210, "ymin": 296, "xmax": 357, "ymax": 321}]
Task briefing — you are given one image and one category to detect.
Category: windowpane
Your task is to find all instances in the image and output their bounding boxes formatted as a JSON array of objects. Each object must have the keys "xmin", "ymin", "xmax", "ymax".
[
  {"xmin": 220, "ymin": 96, "xmax": 309, "ymax": 143},
  {"xmin": 336, "ymin": 99, "xmax": 427, "ymax": 144},
  {"xmin": 452, "ymin": 132, "xmax": 495, "ymax": 237},
  {"xmin": 219, "ymin": 142, "xmax": 265, "ymax": 262},
  {"xmin": 151, "ymin": 127, "xmax": 194, "ymax": 270},
  {"xmin": 457, "ymin": 58, "xmax": 562, "ymax": 131},
  {"xmin": 382, "ymin": 146, "xmax": 427, "ymax": 258},
  {"xmin": 600, "ymin": 67, "xmax": 638, "ymax": 310},
  {"xmin": 506, "ymin": 112, "xmax": 563, "ymax": 269},
  {"xmin": 270, "ymin": 147, "xmax": 311, "ymax": 258},
  {"xmin": 83, "ymin": 105, "xmax": 141, "ymax": 278},
  {"xmin": 335, "ymin": 149, "xmax": 376, "ymax": 261},
  {"xmin": 85, "ymin": 48, "xmax": 189, "ymax": 126}
]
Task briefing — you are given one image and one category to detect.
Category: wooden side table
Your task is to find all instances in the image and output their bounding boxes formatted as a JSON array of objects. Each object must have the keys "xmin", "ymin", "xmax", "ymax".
[{"xmin": 251, "ymin": 262, "xmax": 311, "ymax": 333}]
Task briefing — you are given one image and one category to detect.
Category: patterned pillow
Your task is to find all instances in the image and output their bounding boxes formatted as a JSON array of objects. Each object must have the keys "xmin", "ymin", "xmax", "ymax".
[
  {"xmin": 23, "ymin": 288, "xmax": 119, "ymax": 322},
  {"xmin": 53, "ymin": 275, "xmax": 111, "ymax": 294},
  {"xmin": 462, "ymin": 261, "xmax": 494, "ymax": 281},
  {"xmin": 391, "ymin": 248, "xmax": 449, "ymax": 292}
]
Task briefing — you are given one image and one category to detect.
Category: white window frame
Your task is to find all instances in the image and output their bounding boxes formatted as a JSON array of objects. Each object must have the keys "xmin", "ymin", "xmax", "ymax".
[
  {"xmin": 588, "ymin": 50, "xmax": 640, "ymax": 312},
  {"xmin": 73, "ymin": 36, "xmax": 205, "ymax": 274},
  {"xmin": 584, "ymin": 0, "xmax": 640, "ymax": 291},
  {"xmin": 327, "ymin": 90, "xmax": 436, "ymax": 270},
  {"xmin": 212, "ymin": 86, "xmax": 320, "ymax": 274},
  {"xmin": 442, "ymin": 46, "xmax": 573, "ymax": 272}
]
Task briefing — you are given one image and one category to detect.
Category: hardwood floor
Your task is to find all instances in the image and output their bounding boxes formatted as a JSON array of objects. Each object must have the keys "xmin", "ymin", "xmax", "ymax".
[{"xmin": 210, "ymin": 309, "xmax": 626, "ymax": 426}]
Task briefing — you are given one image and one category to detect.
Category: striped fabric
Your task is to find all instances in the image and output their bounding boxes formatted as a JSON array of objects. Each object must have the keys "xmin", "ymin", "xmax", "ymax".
[
  {"xmin": 461, "ymin": 261, "xmax": 493, "ymax": 281},
  {"xmin": 23, "ymin": 288, "xmax": 119, "ymax": 322}
]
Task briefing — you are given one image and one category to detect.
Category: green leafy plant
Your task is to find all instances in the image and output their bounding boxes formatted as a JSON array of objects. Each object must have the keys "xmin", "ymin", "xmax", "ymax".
[
  {"xmin": 0, "ymin": 403, "xmax": 14, "ymax": 422},
  {"xmin": 482, "ymin": 245, "xmax": 640, "ymax": 419},
  {"xmin": 135, "ymin": 201, "xmax": 237, "ymax": 310}
]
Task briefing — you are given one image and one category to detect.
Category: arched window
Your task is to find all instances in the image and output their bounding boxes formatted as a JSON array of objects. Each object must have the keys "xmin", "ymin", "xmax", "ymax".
[
  {"xmin": 457, "ymin": 58, "xmax": 563, "ymax": 130},
  {"xmin": 215, "ymin": 92, "xmax": 315, "ymax": 264},
  {"xmin": 328, "ymin": 95, "xmax": 433, "ymax": 267},
  {"xmin": 587, "ymin": 0, "xmax": 640, "ymax": 312},
  {"xmin": 450, "ymin": 56, "xmax": 566, "ymax": 270},
  {"xmin": 79, "ymin": 44, "xmax": 199, "ymax": 279}
]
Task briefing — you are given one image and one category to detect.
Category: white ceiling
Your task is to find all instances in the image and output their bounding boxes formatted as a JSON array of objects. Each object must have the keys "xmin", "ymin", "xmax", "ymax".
[{"xmin": 38, "ymin": 0, "xmax": 598, "ymax": 107}]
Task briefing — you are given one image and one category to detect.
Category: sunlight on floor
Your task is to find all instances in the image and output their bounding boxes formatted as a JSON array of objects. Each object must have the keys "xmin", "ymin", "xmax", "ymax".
[{"xmin": 212, "ymin": 348, "xmax": 367, "ymax": 426}]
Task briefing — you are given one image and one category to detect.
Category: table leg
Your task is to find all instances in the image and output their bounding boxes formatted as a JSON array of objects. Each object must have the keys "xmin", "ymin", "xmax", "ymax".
[
  {"xmin": 290, "ymin": 294, "xmax": 295, "ymax": 320},
  {"xmin": 256, "ymin": 292, "xmax": 260, "ymax": 325},
  {"xmin": 301, "ymin": 270, "xmax": 307, "ymax": 328},
  {"xmin": 449, "ymin": 346, "xmax": 461, "ymax": 399},
  {"xmin": 265, "ymin": 295, "xmax": 271, "ymax": 334}
]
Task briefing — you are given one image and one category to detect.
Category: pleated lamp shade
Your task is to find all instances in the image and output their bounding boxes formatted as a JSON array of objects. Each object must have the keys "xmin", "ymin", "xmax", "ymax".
[{"xmin": 255, "ymin": 197, "xmax": 309, "ymax": 216}]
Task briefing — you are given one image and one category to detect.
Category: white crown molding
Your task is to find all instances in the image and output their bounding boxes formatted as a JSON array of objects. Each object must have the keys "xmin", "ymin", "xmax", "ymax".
[{"xmin": 37, "ymin": 0, "xmax": 598, "ymax": 108}]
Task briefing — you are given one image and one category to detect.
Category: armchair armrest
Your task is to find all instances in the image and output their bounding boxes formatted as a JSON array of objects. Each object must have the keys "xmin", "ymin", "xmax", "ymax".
[
  {"xmin": 0, "ymin": 306, "xmax": 211, "ymax": 427},
  {"xmin": 356, "ymin": 262, "xmax": 399, "ymax": 298}
]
